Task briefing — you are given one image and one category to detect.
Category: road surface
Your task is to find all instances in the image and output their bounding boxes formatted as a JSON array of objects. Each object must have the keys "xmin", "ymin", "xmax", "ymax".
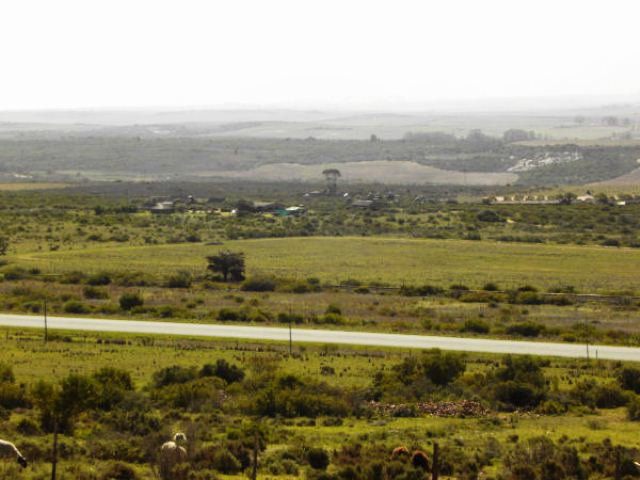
[{"xmin": 1, "ymin": 313, "xmax": 639, "ymax": 361}]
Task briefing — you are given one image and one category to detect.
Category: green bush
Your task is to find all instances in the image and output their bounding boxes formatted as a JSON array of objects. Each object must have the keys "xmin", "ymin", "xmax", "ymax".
[
  {"xmin": 152, "ymin": 365, "xmax": 198, "ymax": 388},
  {"xmin": 165, "ymin": 270, "xmax": 192, "ymax": 288},
  {"xmin": 200, "ymin": 359, "xmax": 245, "ymax": 384},
  {"xmin": 242, "ymin": 277, "xmax": 277, "ymax": 292},
  {"xmin": 307, "ymin": 447, "xmax": 330, "ymax": 470},
  {"xmin": 277, "ymin": 312, "xmax": 304, "ymax": 324},
  {"xmin": 217, "ymin": 308, "xmax": 247, "ymax": 322},
  {"xmin": 628, "ymin": 395, "xmax": 640, "ymax": 421},
  {"xmin": 119, "ymin": 293, "xmax": 143, "ymax": 311},
  {"xmin": 506, "ymin": 322, "xmax": 545, "ymax": 337},
  {"xmin": 462, "ymin": 319, "xmax": 490, "ymax": 334},
  {"xmin": 83, "ymin": 286, "xmax": 109, "ymax": 300},
  {"xmin": 618, "ymin": 366, "xmax": 640, "ymax": 393},
  {"xmin": 64, "ymin": 301, "xmax": 91, "ymax": 314},
  {"xmin": 87, "ymin": 272, "xmax": 112, "ymax": 286},
  {"xmin": 211, "ymin": 449, "xmax": 242, "ymax": 474},
  {"xmin": 422, "ymin": 351, "xmax": 466, "ymax": 386},
  {"xmin": 100, "ymin": 462, "xmax": 138, "ymax": 480}
]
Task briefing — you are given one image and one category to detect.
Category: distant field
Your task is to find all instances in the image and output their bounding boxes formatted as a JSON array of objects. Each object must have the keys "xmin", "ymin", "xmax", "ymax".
[
  {"xmin": 0, "ymin": 182, "xmax": 68, "ymax": 191},
  {"xmin": 13, "ymin": 237, "xmax": 640, "ymax": 292},
  {"xmin": 593, "ymin": 165, "xmax": 640, "ymax": 186},
  {"xmin": 207, "ymin": 160, "xmax": 518, "ymax": 185}
]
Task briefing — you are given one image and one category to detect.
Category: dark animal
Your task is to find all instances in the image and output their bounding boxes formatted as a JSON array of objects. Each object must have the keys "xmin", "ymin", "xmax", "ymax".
[{"xmin": 411, "ymin": 450, "xmax": 429, "ymax": 470}]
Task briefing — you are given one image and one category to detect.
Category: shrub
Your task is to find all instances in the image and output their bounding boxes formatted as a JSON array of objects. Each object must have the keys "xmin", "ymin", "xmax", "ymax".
[
  {"xmin": 100, "ymin": 462, "xmax": 138, "ymax": 480},
  {"xmin": 290, "ymin": 282, "xmax": 311, "ymax": 294},
  {"xmin": 60, "ymin": 271, "xmax": 87, "ymax": 284},
  {"xmin": 494, "ymin": 381, "xmax": 545, "ymax": 409},
  {"xmin": 400, "ymin": 284, "xmax": 444, "ymax": 297},
  {"xmin": 63, "ymin": 301, "xmax": 90, "ymax": 314},
  {"xmin": 277, "ymin": 312, "xmax": 304, "ymax": 324},
  {"xmin": 83, "ymin": 286, "xmax": 108, "ymax": 300},
  {"xmin": 0, "ymin": 382, "xmax": 28, "ymax": 409},
  {"xmin": 307, "ymin": 447, "xmax": 330, "ymax": 470},
  {"xmin": 217, "ymin": 308, "xmax": 247, "ymax": 322},
  {"xmin": 0, "ymin": 363, "xmax": 15, "ymax": 383},
  {"xmin": 506, "ymin": 322, "xmax": 545, "ymax": 337},
  {"xmin": 618, "ymin": 366, "xmax": 640, "ymax": 393},
  {"xmin": 628, "ymin": 396, "xmax": 640, "ymax": 421},
  {"xmin": 513, "ymin": 291, "xmax": 543, "ymax": 305},
  {"xmin": 483, "ymin": 282, "xmax": 499, "ymax": 291},
  {"xmin": 165, "ymin": 271, "xmax": 192, "ymax": 288},
  {"xmin": 477, "ymin": 210, "xmax": 503, "ymax": 222},
  {"xmin": 119, "ymin": 293, "xmax": 143, "ymax": 311},
  {"xmin": 2, "ymin": 267, "xmax": 27, "ymax": 281},
  {"xmin": 87, "ymin": 272, "xmax": 112, "ymax": 286},
  {"xmin": 242, "ymin": 277, "xmax": 277, "ymax": 292},
  {"xmin": 152, "ymin": 365, "xmax": 198, "ymax": 388},
  {"xmin": 325, "ymin": 304, "xmax": 342, "ymax": 315},
  {"xmin": 211, "ymin": 449, "xmax": 242, "ymax": 474},
  {"xmin": 422, "ymin": 351, "xmax": 466, "ymax": 386},
  {"xmin": 462, "ymin": 319, "xmax": 490, "ymax": 334},
  {"xmin": 200, "ymin": 359, "xmax": 245, "ymax": 384}
]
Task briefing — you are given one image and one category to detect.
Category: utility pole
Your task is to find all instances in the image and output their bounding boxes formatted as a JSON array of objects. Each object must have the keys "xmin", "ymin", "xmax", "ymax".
[
  {"xmin": 51, "ymin": 419, "xmax": 58, "ymax": 480},
  {"xmin": 251, "ymin": 430, "xmax": 258, "ymax": 480},
  {"xmin": 432, "ymin": 442, "xmax": 439, "ymax": 480},
  {"xmin": 288, "ymin": 304, "xmax": 293, "ymax": 355},
  {"xmin": 44, "ymin": 299, "xmax": 48, "ymax": 343}
]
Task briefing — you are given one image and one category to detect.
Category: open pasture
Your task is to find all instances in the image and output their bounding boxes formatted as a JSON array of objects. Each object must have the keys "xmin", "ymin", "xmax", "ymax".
[{"xmin": 13, "ymin": 236, "xmax": 640, "ymax": 293}]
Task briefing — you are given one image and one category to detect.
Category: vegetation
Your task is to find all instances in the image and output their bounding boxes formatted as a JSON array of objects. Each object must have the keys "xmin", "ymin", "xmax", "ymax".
[{"xmin": 1, "ymin": 331, "xmax": 640, "ymax": 478}]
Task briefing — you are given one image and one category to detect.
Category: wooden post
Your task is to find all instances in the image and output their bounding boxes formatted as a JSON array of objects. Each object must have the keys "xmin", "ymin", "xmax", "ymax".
[
  {"xmin": 432, "ymin": 442, "xmax": 439, "ymax": 480},
  {"xmin": 51, "ymin": 419, "xmax": 58, "ymax": 480},
  {"xmin": 252, "ymin": 430, "xmax": 258, "ymax": 480}
]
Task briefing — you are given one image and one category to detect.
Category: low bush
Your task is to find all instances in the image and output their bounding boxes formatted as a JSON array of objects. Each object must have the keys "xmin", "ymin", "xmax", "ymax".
[
  {"xmin": 64, "ymin": 301, "xmax": 91, "ymax": 314},
  {"xmin": 119, "ymin": 293, "xmax": 143, "ymax": 311},
  {"xmin": 242, "ymin": 277, "xmax": 277, "ymax": 292},
  {"xmin": 506, "ymin": 322, "xmax": 545, "ymax": 337}
]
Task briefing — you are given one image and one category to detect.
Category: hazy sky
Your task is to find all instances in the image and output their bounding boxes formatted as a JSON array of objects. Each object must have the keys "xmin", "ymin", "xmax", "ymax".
[{"xmin": 1, "ymin": 0, "xmax": 639, "ymax": 110}]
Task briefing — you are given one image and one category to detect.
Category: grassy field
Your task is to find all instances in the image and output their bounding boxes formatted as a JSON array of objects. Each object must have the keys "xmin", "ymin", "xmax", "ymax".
[
  {"xmin": 2, "ymin": 330, "xmax": 640, "ymax": 479},
  {"xmin": 13, "ymin": 236, "xmax": 640, "ymax": 293},
  {"xmin": 0, "ymin": 182, "xmax": 69, "ymax": 191}
]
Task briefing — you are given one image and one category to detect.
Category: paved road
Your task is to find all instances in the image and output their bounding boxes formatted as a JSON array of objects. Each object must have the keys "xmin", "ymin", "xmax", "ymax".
[{"xmin": 1, "ymin": 313, "xmax": 639, "ymax": 361}]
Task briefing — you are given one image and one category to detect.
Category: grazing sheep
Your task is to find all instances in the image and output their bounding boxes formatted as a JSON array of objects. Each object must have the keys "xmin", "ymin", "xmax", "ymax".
[
  {"xmin": 390, "ymin": 446, "xmax": 410, "ymax": 460},
  {"xmin": 411, "ymin": 450, "xmax": 429, "ymax": 470},
  {"xmin": 159, "ymin": 433, "xmax": 187, "ymax": 479},
  {"xmin": 0, "ymin": 439, "xmax": 27, "ymax": 468}
]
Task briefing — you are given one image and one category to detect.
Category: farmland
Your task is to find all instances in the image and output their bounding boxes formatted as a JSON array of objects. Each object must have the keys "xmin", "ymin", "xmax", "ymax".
[{"xmin": 12, "ymin": 236, "xmax": 640, "ymax": 293}]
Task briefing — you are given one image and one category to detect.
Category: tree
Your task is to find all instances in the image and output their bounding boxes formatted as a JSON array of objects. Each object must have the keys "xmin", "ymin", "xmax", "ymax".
[
  {"xmin": 207, "ymin": 250, "xmax": 245, "ymax": 282},
  {"xmin": 0, "ymin": 236, "xmax": 8, "ymax": 256},
  {"xmin": 503, "ymin": 129, "xmax": 530, "ymax": 143},
  {"xmin": 322, "ymin": 169, "xmax": 341, "ymax": 195},
  {"xmin": 557, "ymin": 192, "xmax": 577, "ymax": 205}
]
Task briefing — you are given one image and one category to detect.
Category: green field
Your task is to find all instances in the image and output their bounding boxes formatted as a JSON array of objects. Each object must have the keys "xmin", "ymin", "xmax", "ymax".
[{"xmin": 13, "ymin": 236, "xmax": 640, "ymax": 293}]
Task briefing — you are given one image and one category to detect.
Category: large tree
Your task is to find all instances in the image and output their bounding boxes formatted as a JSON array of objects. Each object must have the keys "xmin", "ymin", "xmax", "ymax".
[{"xmin": 207, "ymin": 250, "xmax": 245, "ymax": 282}]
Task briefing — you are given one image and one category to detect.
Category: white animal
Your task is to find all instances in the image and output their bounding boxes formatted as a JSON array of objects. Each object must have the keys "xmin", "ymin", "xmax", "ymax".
[
  {"xmin": 159, "ymin": 433, "xmax": 187, "ymax": 479},
  {"xmin": 0, "ymin": 439, "xmax": 27, "ymax": 468}
]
